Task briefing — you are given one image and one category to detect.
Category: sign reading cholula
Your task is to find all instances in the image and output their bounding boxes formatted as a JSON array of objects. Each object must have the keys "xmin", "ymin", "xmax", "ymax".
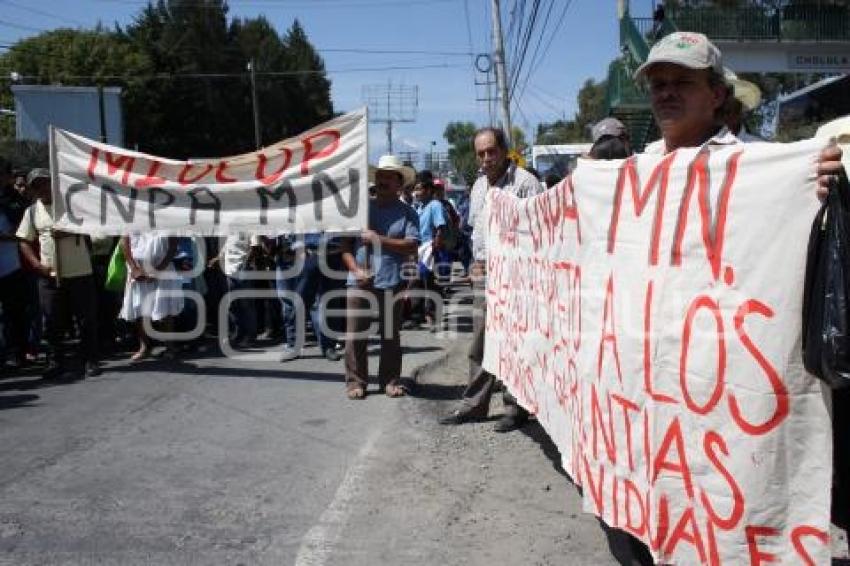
[{"xmin": 789, "ymin": 52, "xmax": 850, "ymax": 70}]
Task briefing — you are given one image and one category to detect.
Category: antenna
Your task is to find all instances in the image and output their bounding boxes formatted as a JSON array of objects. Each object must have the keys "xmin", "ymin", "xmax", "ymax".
[{"xmin": 363, "ymin": 82, "xmax": 418, "ymax": 154}]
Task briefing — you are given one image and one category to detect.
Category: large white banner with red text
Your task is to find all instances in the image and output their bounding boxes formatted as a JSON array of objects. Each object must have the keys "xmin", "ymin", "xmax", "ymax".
[
  {"xmin": 482, "ymin": 139, "xmax": 833, "ymax": 565},
  {"xmin": 49, "ymin": 109, "xmax": 368, "ymax": 235}
]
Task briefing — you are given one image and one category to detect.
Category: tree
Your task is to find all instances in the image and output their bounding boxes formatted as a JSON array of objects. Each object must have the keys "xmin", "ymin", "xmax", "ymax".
[
  {"xmin": 0, "ymin": 0, "xmax": 334, "ymax": 158},
  {"xmin": 0, "ymin": 27, "xmax": 150, "ymax": 138},
  {"xmin": 280, "ymin": 20, "xmax": 333, "ymax": 135},
  {"xmin": 443, "ymin": 121, "xmax": 478, "ymax": 187},
  {"xmin": 535, "ymin": 79, "xmax": 607, "ymax": 144}
]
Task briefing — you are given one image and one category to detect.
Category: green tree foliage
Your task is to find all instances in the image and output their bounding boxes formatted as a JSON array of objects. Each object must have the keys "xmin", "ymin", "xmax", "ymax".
[
  {"xmin": 535, "ymin": 79, "xmax": 607, "ymax": 144},
  {"xmin": 0, "ymin": 0, "xmax": 333, "ymax": 158},
  {"xmin": 443, "ymin": 121, "xmax": 478, "ymax": 187}
]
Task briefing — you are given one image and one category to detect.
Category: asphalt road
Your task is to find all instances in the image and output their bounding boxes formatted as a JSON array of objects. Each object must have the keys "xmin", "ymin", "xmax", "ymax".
[{"xmin": 2, "ymin": 293, "xmax": 845, "ymax": 565}]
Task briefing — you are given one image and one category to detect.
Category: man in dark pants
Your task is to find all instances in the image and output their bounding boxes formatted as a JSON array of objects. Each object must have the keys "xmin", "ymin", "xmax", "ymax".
[
  {"xmin": 0, "ymin": 159, "xmax": 27, "ymax": 369},
  {"xmin": 439, "ymin": 127, "xmax": 543, "ymax": 432},
  {"xmin": 16, "ymin": 169, "xmax": 101, "ymax": 379}
]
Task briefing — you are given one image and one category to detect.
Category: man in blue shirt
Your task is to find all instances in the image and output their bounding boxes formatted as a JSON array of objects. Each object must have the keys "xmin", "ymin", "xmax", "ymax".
[
  {"xmin": 414, "ymin": 179, "xmax": 446, "ymax": 328},
  {"xmin": 341, "ymin": 155, "xmax": 420, "ymax": 400}
]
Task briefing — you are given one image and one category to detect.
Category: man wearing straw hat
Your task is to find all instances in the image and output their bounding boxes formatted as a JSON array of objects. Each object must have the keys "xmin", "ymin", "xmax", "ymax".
[
  {"xmin": 723, "ymin": 68, "xmax": 763, "ymax": 142},
  {"xmin": 341, "ymin": 155, "xmax": 420, "ymax": 400}
]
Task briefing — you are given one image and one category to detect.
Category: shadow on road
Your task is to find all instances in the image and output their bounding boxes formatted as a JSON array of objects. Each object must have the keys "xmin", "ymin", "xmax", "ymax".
[
  {"xmin": 520, "ymin": 420, "xmax": 654, "ymax": 566},
  {"xmin": 406, "ymin": 381, "xmax": 466, "ymax": 401},
  {"xmin": 0, "ymin": 393, "xmax": 40, "ymax": 410},
  {"xmin": 112, "ymin": 358, "xmax": 347, "ymax": 382}
]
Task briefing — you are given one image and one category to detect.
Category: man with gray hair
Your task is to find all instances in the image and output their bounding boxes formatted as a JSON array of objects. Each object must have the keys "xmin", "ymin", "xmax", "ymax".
[{"xmin": 440, "ymin": 126, "xmax": 544, "ymax": 432}]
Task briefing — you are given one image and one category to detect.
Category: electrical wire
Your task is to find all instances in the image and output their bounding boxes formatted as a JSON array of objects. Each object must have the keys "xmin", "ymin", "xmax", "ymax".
[
  {"xmin": 0, "ymin": 0, "xmax": 88, "ymax": 27},
  {"xmin": 507, "ymin": 0, "xmax": 539, "ymax": 99},
  {"xmin": 0, "ymin": 62, "xmax": 467, "ymax": 82},
  {"xmin": 511, "ymin": 0, "xmax": 573, "ymax": 112}
]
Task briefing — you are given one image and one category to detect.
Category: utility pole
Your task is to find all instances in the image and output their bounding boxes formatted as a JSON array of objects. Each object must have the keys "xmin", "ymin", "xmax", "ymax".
[
  {"xmin": 491, "ymin": 0, "xmax": 513, "ymax": 148},
  {"xmin": 248, "ymin": 58, "xmax": 261, "ymax": 149},
  {"xmin": 97, "ymin": 84, "xmax": 107, "ymax": 143},
  {"xmin": 386, "ymin": 87, "xmax": 393, "ymax": 153}
]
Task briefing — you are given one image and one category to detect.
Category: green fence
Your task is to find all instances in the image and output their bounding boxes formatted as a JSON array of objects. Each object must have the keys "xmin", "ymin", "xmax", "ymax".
[
  {"xmin": 664, "ymin": 5, "xmax": 850, "ymax": 42},
  {"xmin": 606, "ymin": 59, "xmax": 649, "ymax": 112}
]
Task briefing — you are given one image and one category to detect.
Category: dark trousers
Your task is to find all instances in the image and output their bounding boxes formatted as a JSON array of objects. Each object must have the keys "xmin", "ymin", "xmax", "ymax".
[
  {"xmin": 0, "ymin": 269, "xmax": 27, "ymax": 362},
  {"xmin": 344, "ymin": 286, "xmax": 403, "ymax": 390},
  {"xmin": 227, "ymin": 275, "xmax": 258, "ymax": 343},
  {"xmin": 460, "ymin": 279, "xmax": 522, "ymax": 417},
  {"xmin": 92, "ymin": 255, "xmax": 119, "ymax": 350},
  {"xmin": 38, "ymin": 274, "xmax": 98, "ymax": 365}
]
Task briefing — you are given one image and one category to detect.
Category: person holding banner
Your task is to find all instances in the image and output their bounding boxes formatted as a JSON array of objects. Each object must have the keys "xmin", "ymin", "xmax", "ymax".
[
  {"xmin": 635, "ymin": 31, "xmax": 843, "ymax": 192},
  {"xmin": 341, "ymin": 155, "xmax": 420, "ymax": 400},
  {"xmin": 630, "ymin": 30, "xmax": 848, "ymax": 560},
  {"xmin": 440, "ymin": 127, "xmax": 543, "ymax": 432},
  {"xmin": 16, "ymin": 168, "xmax": 101, "ymax": 380}
]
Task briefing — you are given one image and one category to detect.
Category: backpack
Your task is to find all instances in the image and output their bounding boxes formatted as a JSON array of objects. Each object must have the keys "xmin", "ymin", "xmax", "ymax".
[{"xmin": 440, "ymin": 200, "xmax": 460, "ymax": 251}]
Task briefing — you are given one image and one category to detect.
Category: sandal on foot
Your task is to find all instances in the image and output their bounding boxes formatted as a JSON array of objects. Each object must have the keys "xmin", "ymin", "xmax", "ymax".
[
  {"xmin": 347, "ymin": 387, "xmax": 366, "ymax": 400},
  {"xmin": 384, "ymin": 383, "xmax": 405, "ymax": 398},
  {"xmin": 130, "ymin": 349, "xmax": 151, "ymax": 362}
]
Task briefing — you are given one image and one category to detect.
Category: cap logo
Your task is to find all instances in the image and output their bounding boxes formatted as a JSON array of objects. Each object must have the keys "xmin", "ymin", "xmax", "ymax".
[{"xmin": 675, "ymin": 35, "xmax": 700, "ymax": 49}]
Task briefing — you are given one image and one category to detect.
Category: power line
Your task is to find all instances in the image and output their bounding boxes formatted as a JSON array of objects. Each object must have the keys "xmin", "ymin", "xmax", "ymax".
[
  {"xmin": 0, "ymin": 0, "xmax": 88, "ymax": 27},
  {"xmin": 510, "ymin": 0, "xmax": 553, "ymax": 102},
  {"xmin": 320, "ymin": 48, "xmax": 472, "ymax": 56},
  {"xmin": 94, "ymin": 0, "xmax": 458, "ymax": 6},
  {"xmin": 511, "ymin": 0, "xmax": 573, "ymax": 110},
  {"xmin": 507, "ymin": 0, "xmax": 540, "ymax": 100},
  {"xmin": 0, "ymin": 62, "xmax": 466, "ymax": 82},
  {"xmin": 0, "ymin": 17, "xmax": 47, "ymax": 33}
]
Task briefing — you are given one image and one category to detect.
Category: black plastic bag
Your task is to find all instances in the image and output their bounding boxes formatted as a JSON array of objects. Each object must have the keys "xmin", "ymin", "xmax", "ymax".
[{"xmin": 802, "ymin": 183, "xmax": 850, "ymax": 388}]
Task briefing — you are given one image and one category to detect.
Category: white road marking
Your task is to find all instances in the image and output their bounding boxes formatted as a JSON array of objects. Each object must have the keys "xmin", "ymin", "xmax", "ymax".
[{"xmin": 293, "ymin": 428, "xmax": 381, "ymax": 566}]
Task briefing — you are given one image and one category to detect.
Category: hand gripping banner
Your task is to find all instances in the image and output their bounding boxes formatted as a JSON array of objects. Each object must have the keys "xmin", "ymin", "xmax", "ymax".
[
  {"xmin": 482, "ymin": 139, "xmax": 833, "ymax": 565},
  {"xmin": 49, "ymin": 108, "xmax": 368, "ymax": 235}
]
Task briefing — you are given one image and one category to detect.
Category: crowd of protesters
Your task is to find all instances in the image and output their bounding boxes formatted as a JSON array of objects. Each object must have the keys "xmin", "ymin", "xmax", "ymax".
[
  {"xmin": 0, "ymin": 150, "xmax": 474, "ymax": 394},
  {"xmin": 2, "ymin": 27, "xmax": 850, "ymax": 562}
]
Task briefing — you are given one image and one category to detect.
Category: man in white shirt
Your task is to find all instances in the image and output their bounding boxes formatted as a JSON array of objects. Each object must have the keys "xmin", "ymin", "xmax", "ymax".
[
  {"xmin": 440, "ymin": 127, "xmax": 544, "ymax": 432},
  {"xmin": 216, "ymin": 233, "xmax": 261, "ymax": 348}
]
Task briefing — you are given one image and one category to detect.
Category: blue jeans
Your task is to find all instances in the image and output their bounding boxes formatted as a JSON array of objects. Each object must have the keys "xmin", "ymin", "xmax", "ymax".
[{"xmin": 276, "ymin": 253, "xmax": 345, "ymax": 352}]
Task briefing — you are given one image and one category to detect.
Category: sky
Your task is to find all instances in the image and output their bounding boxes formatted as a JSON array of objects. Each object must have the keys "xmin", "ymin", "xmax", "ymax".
[{"xmin": 0, "ymin": 0, "xmax": 660, "ymax": 163}]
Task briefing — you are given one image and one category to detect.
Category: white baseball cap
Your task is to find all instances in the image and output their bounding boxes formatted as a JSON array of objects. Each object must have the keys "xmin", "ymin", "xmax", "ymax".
[{"xmin": 635, "ymin": 32, "xmax": 723, "ymax": 79}]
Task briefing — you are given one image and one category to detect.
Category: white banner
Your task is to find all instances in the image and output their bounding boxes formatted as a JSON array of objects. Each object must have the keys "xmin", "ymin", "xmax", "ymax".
[
  {"xmin": 483, "ymin": 139, "xmax": 833, "ymax": 565},
  {"xmin": 49, "ymin": 108, "xmax": 368, "ymax": 235}
]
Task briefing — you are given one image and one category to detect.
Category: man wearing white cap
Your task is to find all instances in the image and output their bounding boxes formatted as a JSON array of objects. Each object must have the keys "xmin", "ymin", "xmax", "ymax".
[
  {"xmin": 341, "ymin": 155, "xmax": 420, "ymax": 400},
  {"xmin": 637, "ymin": 31, "xmax": 844, "ymax": 195}
]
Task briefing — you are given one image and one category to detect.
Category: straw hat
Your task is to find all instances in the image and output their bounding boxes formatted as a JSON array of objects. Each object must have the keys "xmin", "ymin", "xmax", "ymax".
[
  {"xmin": 724, "ymin": 68, "xmax": 762, "ymax": 112},
  {"xmin": 375, "ymin": 154, "xmax": 415, "ymax": 187}
]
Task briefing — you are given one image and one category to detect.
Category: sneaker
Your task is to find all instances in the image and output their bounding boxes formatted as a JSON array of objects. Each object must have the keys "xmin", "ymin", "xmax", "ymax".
[
  {"xmin": 279, "ymin": 346, "xmax": 301, "ymax": 362},
  {"xmin": 324, "ymin": 344, "xmax": 344, "ymax": 362},
  {"xmin": 84, "ymin": 361, "xmax": 102, "ymax": 378}
]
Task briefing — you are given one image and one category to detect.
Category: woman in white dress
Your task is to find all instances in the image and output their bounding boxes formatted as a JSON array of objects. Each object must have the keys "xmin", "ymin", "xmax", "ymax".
[{"xmin": 119, "ymin": 234, "xmax": 184, "ymax": 361}]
